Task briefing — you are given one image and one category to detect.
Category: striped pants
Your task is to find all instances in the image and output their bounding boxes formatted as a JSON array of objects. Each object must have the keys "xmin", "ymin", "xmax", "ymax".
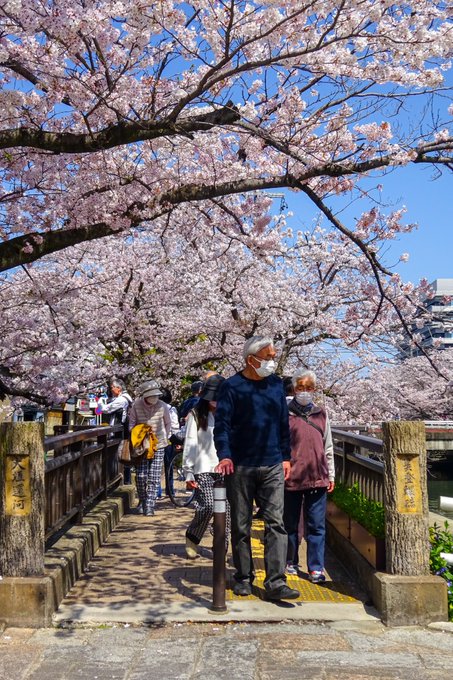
[
  {"xmin": 186, "ymin": 473, "xmax": 230, "ymax": 548},
  {"xmin": 135, "ymin": 448, "xmax": 165, "ymax": 512}
]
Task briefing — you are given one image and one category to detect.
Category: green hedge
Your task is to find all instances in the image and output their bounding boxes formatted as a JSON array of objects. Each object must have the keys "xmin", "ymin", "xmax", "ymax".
[
  {"xmin": 429, "ymin": 522, "xmax": 453, "ymax": 621},
  {"xmin": 330, "ymin": 482, "xmax": 385, "ymax": 539}
]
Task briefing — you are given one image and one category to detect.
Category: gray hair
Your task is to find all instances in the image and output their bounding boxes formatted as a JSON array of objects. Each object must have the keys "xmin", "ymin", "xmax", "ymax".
[
  {"xmin": 243, "ymin": 335, "xmax": 274, "ymax": 359},
  {"xmin": 292, "ymin": 369, "xmax": 317, "ymax": 387},
  {"xmin": 111, "ymin": 378, "xmax": 126, "ymax": 391}
]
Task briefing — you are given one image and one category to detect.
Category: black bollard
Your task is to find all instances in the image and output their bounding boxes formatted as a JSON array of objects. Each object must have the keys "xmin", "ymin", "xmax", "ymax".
[{"xmin": 210, "ymin": 477, "xmax": 227, "ymax": 613}]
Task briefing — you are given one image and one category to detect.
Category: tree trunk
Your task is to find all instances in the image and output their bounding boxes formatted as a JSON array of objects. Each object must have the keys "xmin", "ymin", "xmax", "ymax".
[{"xmin": 382, "ymin": 421, "xmax": 429, "ymax": 576}]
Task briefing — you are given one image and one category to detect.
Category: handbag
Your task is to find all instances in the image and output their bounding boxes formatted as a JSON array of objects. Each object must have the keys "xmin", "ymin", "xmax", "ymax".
[{"xmin": 118, "ymin": 438, "xmax": 134, "ymax": 465}]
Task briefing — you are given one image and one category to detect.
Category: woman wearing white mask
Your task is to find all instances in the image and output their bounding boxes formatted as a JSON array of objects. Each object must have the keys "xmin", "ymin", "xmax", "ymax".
[
  {"xmin": 182, "ymin": 374, "xmax": 230, "ymax": 559},
  {"xmin": 128, "ymin": 380, "xmax": 171, "ymax": 516},
  {"xmin": 283, "ymin": 369, "xmax": 334, "ymax": 583}
]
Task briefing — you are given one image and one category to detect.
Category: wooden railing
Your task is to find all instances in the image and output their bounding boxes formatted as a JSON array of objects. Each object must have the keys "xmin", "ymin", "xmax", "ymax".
[
  {"xmin": 332, "ymin": 427, "xmax": 384, "ymax": 503},
  {"xmin": 44, "ymin": 425, "xmax": 123, "ymax": 541}
]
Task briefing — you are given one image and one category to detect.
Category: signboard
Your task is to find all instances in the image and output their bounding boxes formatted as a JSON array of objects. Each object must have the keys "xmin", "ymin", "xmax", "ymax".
[
  {"xmin": 5, "ymin": 454, "xmax": 31, "ymax": 516},
  {"xmin": 395, "ymin": 455, "xmax": 423, "ymax": 514}
]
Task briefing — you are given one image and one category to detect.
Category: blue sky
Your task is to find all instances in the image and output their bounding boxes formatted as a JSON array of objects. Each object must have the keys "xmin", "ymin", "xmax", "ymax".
[
  {"xmin": 280, "ymin": 163, "xmax": 452, "ymax": 287},
  {"xmin": 379, "ymin": 165, "xmax": 452, "ymax": 284}
]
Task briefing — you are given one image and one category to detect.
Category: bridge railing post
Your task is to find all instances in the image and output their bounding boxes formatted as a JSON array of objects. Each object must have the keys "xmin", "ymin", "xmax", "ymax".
[
  {"xmin": 0, "ymin": 421, "xmax": 54, "ymax": 627},
  {"xmin": 0, "ymin": 422, "xmax": 45, "ymax": 577},
  {"xmin": 372, "ymin": 420, "xmax": 448, "ymax": 626},
  {"xmin": 382, "ymin": 420, "xmax": 429, "ymax": 575}
]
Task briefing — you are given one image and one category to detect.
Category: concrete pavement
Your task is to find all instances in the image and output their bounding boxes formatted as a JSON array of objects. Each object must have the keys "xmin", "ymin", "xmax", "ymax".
[
  {"xmin": 1, "ymin": 620, "xmax": 453, "ymax": 679},
  {"xmin": 2, "ymin": 494, "xmax": 453, "ymax": 679},
  {"xmin": 53, "ymin": 495, "xmax": 375, "ymax": 625}
]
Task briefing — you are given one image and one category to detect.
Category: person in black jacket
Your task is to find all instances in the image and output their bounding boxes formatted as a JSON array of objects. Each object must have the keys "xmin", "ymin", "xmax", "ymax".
[{"xmin": 214, "ymin": 336, "xmax": 299, "ymax": 602}]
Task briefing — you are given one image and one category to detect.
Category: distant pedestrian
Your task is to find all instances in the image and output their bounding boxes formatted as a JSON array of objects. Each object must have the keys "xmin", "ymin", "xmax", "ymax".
[
  {"xmin": 284, "ymin": 369, "xmax": 334, "ymax": 583},
  {"xmin": 101, "ymin": 378, "xmax": 133, "ymax": 484},
  {"xmin": 214, "ymin": 336, "xmax": 299, "ymax": 601},
  {"xmin": 183, "ymin": 375, "xmax": 230, "ymax": 559},
  {"xmin": 178, "ymin": 380, "xmax": 204, "ymax": 422},
  {"xmin": 101, "ymin": 378, "xmax": 133, "ymax": 427},
  {"xmin": 129, "ymin": 380, "xmax": 171, "ymax": 516},
  {"xmin": 283, "ymin": 376, "xmax": 295, "ymax": 403},
  {"xmin": 159, "ymin": 386, "xmax": 180, "ymax": 498}
]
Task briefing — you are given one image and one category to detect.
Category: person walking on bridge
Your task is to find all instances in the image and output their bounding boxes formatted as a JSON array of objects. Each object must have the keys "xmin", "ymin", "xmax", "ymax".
[
  {"xmin": 283, "ymin": 369, "xmax": 335, "ymax": 583},
  {"xmin": 129, "ymin": 380, "xmax": 171, "ymax": 516},
  {"xmin": 214, "ymin": 336, "xmax": 299, "ymax": 602},
  {"xmin": 101, "ymin": 378, "xmax": 133, "ymax": 483},
  {"xmin": 182, "ymin": 374, "xmax": 230, "ymax": 559}
]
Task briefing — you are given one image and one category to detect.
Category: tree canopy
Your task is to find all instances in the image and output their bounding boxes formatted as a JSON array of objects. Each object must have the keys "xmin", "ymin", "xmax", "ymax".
[{"xmin": 0, "ymin": 1, "xmax": 452, "ymax": 413}]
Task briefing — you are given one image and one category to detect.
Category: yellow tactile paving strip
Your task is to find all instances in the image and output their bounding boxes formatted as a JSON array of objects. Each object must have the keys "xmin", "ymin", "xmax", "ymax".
[{"xmin": 226, "ymin": 520, "xmax": 359, "ymax": 603}]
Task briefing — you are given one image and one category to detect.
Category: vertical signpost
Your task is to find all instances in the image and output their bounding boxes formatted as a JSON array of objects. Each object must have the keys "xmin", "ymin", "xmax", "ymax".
[
  {"xmin": 0, "ymin": 422, "xmax": 45, "ymax": 577},
  {"xmin": 210, "ymin": 478, "xmax": 227, "ymax": 613},
  {"xmin": 382, "ymin": 420, "xmax": 429, "ymax": 575}
]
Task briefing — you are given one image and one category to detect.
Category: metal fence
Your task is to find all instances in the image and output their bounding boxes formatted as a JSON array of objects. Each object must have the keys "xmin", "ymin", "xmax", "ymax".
[{"xmin": 44, "ymin": 425, "xmax": 123, "ymax": 541}]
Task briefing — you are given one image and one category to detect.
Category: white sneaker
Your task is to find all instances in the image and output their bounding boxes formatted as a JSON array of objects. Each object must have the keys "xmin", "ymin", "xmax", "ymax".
[
  {"xmin": 308, "ymin": 570, "xmax": 326, "ymax": 583},
  {"xmin": 185, "ymin": 536, "xmax": 198, "ymax": 559}
]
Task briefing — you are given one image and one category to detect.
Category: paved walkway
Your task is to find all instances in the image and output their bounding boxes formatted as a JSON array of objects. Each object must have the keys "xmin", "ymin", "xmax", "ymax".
[
  {"xmin": 2, "ymin": 497, "xmax": 453, "ymax": 679},
  {"xmin": 54, "ymin": 496, "xmax": 374, "ymax": 625},
  {"xmin": 2, "ymin": 620, "xmax": 453, "ymax": 679}
]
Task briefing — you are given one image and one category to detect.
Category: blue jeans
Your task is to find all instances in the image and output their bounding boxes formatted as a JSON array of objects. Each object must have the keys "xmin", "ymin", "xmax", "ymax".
[
  {"xmin": 283, "ymin": 487, "xmax": 327, "ymax": 572},
  {"xmin": 226, "ymin": 463, "xmax": 287, "ymax": 591}
]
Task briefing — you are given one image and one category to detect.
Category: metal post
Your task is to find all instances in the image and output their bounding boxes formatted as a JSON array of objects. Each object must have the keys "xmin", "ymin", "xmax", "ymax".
[{"xmin": 210, "ymin": 478, "xmax": 227, "ymax": 613}]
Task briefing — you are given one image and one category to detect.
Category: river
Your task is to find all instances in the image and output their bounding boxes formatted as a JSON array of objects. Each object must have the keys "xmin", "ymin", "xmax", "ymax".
[{"xmin": 428, "ymin": 460, "xmax": 453, "ymax": 523}]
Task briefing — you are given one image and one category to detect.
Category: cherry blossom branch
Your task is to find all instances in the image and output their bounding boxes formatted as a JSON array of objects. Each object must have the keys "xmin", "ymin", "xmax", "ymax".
[
  {"xmin": 300, "ymin": 184, "xmax": 449, "ymax": 379},
  {"xmin": 1, "ymin": 136, "xmax": 452, "ymax": 272},
  {"xmin": 0, "ymin": 103, "xmax": 240, "ymax": 153}
]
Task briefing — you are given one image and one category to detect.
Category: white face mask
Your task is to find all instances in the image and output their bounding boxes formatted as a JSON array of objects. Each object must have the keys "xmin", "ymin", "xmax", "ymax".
[
  {"xmin": 254, "ymin": 358, "xmax": 276, "ymax": 378},
  {"xmin": 295, "ymin": 392, "xmax": 313, "ymax": 406},
  {"xmin": 145, "ymin": 395, "xmax": 159, "ymax": 405}
]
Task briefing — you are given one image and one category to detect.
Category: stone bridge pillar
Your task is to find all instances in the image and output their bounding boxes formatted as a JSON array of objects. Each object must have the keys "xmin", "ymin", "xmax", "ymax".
[
  {"xmin": 372, "ymin": 421, "xmax": 448, "ymax": 626},
  {"xmin": 0, "ymin": 422, "xmax": 54, "ymax": 626}
]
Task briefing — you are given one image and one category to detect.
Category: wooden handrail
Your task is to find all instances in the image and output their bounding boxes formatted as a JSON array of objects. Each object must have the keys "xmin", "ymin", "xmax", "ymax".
[
  {"xmin": 44, "ymin": 425, "xmax": 123, "ymax": 541},
  {"xmin": 331, "ymin": 428, "xmax": 384, "ymax": 503}
]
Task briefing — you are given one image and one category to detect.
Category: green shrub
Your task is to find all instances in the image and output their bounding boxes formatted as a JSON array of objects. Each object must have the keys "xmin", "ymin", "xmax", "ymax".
[
  {"xmin": 330, "ymin": 482, "xmax": 385, "ymax": 539},
  {"xmin": 429, "ymin": 522, "xmax": 453, "ymax": 621}
]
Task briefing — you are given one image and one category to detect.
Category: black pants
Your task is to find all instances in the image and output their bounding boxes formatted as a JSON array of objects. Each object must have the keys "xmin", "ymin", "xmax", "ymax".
[{"xmin": 226, "ymin": 463, "xmax": 288, "ymax": 591}]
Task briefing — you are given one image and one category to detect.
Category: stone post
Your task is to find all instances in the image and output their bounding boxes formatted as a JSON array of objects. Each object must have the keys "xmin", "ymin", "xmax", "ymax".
[
  {"xmin": 382, "ymin": 420, "xmax": 429, "ymax": 575},
  {"xmin": 0, "ymin": 422, "xmax": 45, "ymax": 576},
  {"xmin": 370, "ymin": 421, "xmax": 448, "ymax": 626}
]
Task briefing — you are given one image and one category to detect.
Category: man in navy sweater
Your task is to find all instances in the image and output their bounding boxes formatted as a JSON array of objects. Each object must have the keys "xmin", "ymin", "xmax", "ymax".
[{"xmin": 214, "ymin": 336, "xmax": 299, "ymax": 601}]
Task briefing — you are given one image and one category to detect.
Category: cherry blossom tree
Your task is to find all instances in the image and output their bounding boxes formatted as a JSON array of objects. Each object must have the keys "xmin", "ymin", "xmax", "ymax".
[
  {"xmin": 0, "ymin": 197, "xmax": 429, "ymax": 404},
  {"xmin": 328, "ymin": 352, "xmax": 453, "ymax": 423},
  {"xmin": 0, "ymin": 0, "xmax": 452, "ymax": 272},
  {"xmin": 1, "ymin": 1, "xmax": 452, "ymax": 407}
]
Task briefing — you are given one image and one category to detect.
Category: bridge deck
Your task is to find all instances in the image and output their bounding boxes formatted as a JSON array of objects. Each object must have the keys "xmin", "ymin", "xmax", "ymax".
[{"xmin": 55, "ymin": 497, "xmax": 371, "ymax": 624}]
